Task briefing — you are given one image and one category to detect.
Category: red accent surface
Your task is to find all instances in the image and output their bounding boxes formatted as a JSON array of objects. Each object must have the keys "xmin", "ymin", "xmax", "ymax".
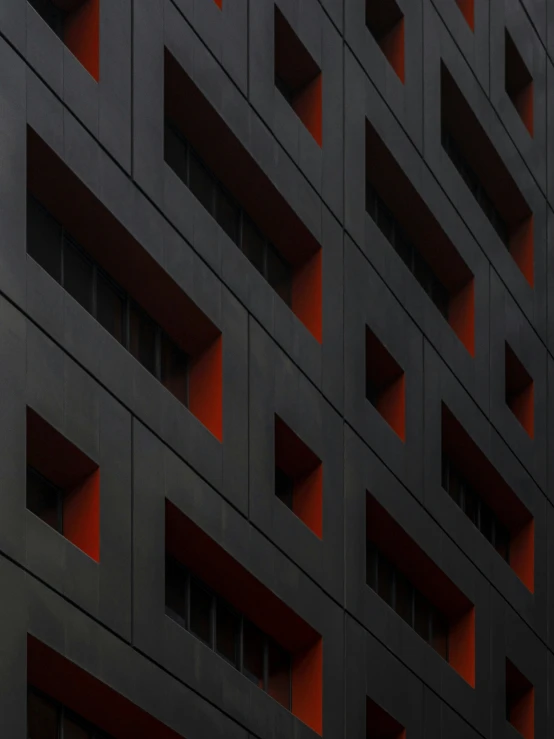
[
  {"xmin": 28, "ymin": 636, "xmax": 183, "ymax": 739},
  {"xmin": 64, "ymin": 469, "xmax": 100, "ymax": 562},
  {"xmin": 293, "ymin": 74, "xmax": 323, "ymax": 147},
  {"xmin": 449, "ymin": 278, "xmax": 475, "ymax": 356},
  {"xmin": 292, "ymin": 638, "xmax": 323, "ymax": 735},
  {"xmin": 189, "ymin": 334, "xmax": 223, "ymax": 441},
  {"xmin": 64, "ymin": 0, "xmax": 100, "ymax": 81},
  {"xmin": 366, "ymin": 698, "xmax": 405, "ymax": 739},
  {"xmin": 507, "ymin": 659, "xmax": 534, "ymax": 739},
  {"xmin": 380, "ymin": 16, "xmax": 405, "ymax": 83},
  {"xmin": 455, "ymin": 0, "xmax": 475, "ymax": 30}
]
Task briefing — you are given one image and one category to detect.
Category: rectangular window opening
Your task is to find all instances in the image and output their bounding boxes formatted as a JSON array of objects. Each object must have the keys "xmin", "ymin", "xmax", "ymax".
[
  {"xmin": 365, "ymin": 119, "xmax": 475, "ymax": 355},
  {"xmin": 440, "ymin": 62, "xmax": 533, "ymax": 286}
]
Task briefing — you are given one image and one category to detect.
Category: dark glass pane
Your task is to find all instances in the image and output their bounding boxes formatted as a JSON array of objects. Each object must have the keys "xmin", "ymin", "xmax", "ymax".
[
  {"xmin": 463, "ymin": 485, "xmax": 478, "ymax": 525},
  {"xmin": 165, "ymin": 557, "xmax": 187, "ymax": 627},
  {"xmin": 216, "ymin": 187, "xmax": 239, "ymax": 244},
  {"xmin": 189, "ymin": 151, "xmax": 214, "ymax": 215},
  {"xmin": 366, "ymin": 187, "xmax": 378, "ymax": 220},
  {"xmin": 63, "ymin": 714, "xmax": 90, "ymax": 739},
  {"xmin": 241, "ymin": 217, "xmax": 266, "ymax": 274},
  {"xmin": 414, "ymin": 590, "xmax": 430, "ymax": 642},
  {"xmin": 28, "ymin": 0, "xmax": 66, "ymax": 38},
  {"xmin": 190, "ymin": 578, "xmax": 212, "ymax": 646},
  {"xmin": 376, "ymin": 201, "xmax": 394, "ymax": 243},
  {"xmin": 479, "ymin": 503, "xmax": 493, "ymax": 545},
  {"xmin": 431, "ymin": 279, "xmax": 449, "ymax": 319},
  {"xmin": 267, "ymin": 640, "xmax": 291, "ymax": 709},
  {"xmin": 27, "ymin": 690, "xmax": 58, "ymax": 739},
  {"xmin": 160, "ymin": 335, "xmax": 188, "ymax": 406},
  {"xmin": 446, "ymin": 464, "xmax": 462, "ymax": 507},
  {"xmin": 129, "ymin": 304, "xmax": 157, "ymax": 375},
  {"xmin": 430, "ymin": 608, "xmax": 448, "ymax": 659},
  {"xmin": 377, "ymin": 553, "xmax": 394, "ymax": 607},
  {"xmin": 96, "ymin": 273, "xmax": 125, "ymax": 344},
  {"xmin": 366, "ymin": 542, "xmax": 378, "ymax": 590},
  {"xmin": 275, "ymin": 467, "xmax": 293, "ymax": 510},
  {"xmin": 266, "ymin": 246, "xmax": 291, "ymax": 306},
  {"xmin": 395, "ymin": 571, "xmax": 413, "ymax": 627},
  {"xmin": 63, "ymin": 239, "xmax": 93, "ymax": 313},
  {"xmin": 26, "ymin": 467, "xmax": 62, "ymax": 533},
  {"xmin": 27, "ymin": 194, "xmax": 62, "ymax": 282},
  {"xmin": 413, "ymin": 251, "xmax": 433, "ymax": 296},
  {"xmin": 394, "ymin": 230, "xmax": 412, "ymax": 269},
  {"xmin": 495, "ymin": 523, "xmax": 510, "ymax": 562},
  {"xmin": 164, "ymin": 123, "xmax": 188, "ymax": 185},
  {"xmin": 215, "ymin": 601, "xmax": 239, "ymax": 667},
  {"xmin": 242, "ymin": 619, "xmax": 265, "ymax": 688}
]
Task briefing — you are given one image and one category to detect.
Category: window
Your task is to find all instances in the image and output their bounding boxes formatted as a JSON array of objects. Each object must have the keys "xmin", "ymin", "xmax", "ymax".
[
  {"xmin": 27, "ymin": 194, "xmax": 190, "ymax": 408},
  {"xmin": 366, "ymin": 185, "xmax": 449, "ymax": 318},
  {"xmin": 365, "ymin": 0, "xmax": 405, "ymax": 82},
  {"xmin": 26, "ymin": 466, "xmax": 64, "ymax": 534},
  {"xmin": 505, "ymin": 30, "xmax": 533, "ymax": 136},
  {"xmin": 164, "ymin": 121, "xmax": 293, "ymax": 308},
  {"xmin": 274, "ymin": 416, "xmax": 323, "ymax": 538},
  {"xmin": 366, "ymin": 543, "xmax": 449, "ymax": 659},
  {"xmin": 28, "ymin": 688, "xmax": 114, "ymax": 739},
  {"xmin": 164, "ymin": 556, "xmax": 292, "ymax": 710},
  {"xmin": 505, "ymin": 342, "xmax": 534, "ymax": 438},
  {"xmin": 442, "ymin": 457, "xmax": 511, "ymax": 561},
  {"xmin": 274, "ymin": 7, "xmax": 322, "ymax": 145},
  {"xmin": 506, "ymin": 659, "xmax": 534, "ymax": 739},
  {"xmin": 441, "ymin": 63, "xmax": 533, "ymax": 286},
  {"xmin": 365, "ymin": 327, "xmax": 405, "ymax": 440}
]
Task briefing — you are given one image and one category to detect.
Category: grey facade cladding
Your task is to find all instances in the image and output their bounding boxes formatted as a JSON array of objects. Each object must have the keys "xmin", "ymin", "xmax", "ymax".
[{"xmin": 0, "ymin": 0, "xmax": 552, "ymax": 738}]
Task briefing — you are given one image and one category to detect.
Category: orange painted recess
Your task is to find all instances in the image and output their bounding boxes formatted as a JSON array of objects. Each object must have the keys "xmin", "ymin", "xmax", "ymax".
[
  {"xmin": 27, "ymin": 407, "xmax": 100, "ymax": 562},
  {"xmin": 456, "ymin": 0, "xmax": 475, "ymax": 31},
  {"xmin": 166, "ymin": 501, "xmax": 323, "ymax": 733},
  {"xmin": 64, "ymin": 0, "xmax": 100, "ymax": 81}
]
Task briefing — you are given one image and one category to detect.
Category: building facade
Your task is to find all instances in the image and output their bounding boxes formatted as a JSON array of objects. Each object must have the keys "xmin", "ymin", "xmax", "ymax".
[{"xmin": 0, "ymin": 0, "xmax": 551, "ymax": 737}]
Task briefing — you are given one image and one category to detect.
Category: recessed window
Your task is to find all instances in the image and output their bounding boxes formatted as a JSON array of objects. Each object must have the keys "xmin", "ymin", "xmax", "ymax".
[
  {"xmin": 26, "ymin": 466, "xmax": 63, "ymax": 534},
  {"xmin": 164, "ymin": 121, "xmax": 293, "ymax": 308},
  {"xmin": 274, "ymin": 7, "xmax": 322, "ymax": 146},
  {"xmin": 366, "ymin": 697, "xmax": 405, "ymax": 739},
  {"xmin": 366, "ymin": 120, "xmax": 475, "ymax": 355},
  {"xmin": 26, "ymin": 407, "xmax": 100, "ymax": 561},
  {"xmin": 506, "ymin": 659, "xmax": 534, "ymax": 739},
  {"xmin": 442, "ymin": 456, "xmax": 511, "ymax": 561},
  {"xmin": 505, "ymin": 30, "xmax": 533, "ymax": 136},
  {"xmin": 28, "ymin": 687, "xmax": 115, "ymax": 739},
  {"xmin": 27, "ymin": 0, "xmax": 100, "ymax": 81},
  {"xmin": 366, "ymin": 542, "xmax": 449, "ymax": 660},
  {"xmin": 365, "ymin": 0, "xmax": 405, "ymax": 82},
  {"xmin": 27, "ymin": 194, "xmax": 190, "ymax": 409},
  {"xmin": 164, "ymin": 556, "xmax": 292, "ymax": 709},
  {"xmin": 274, "ymin": 416, "xmax": 323, "ymax": 538},
  {"xmin": 442, "ymin": 403, "xmax": 534, "ymax": 592},
  {"xmin": 441, "ymin": 63, "xmax": 534, "ymax": 286},
  {"xmin": 505, "ymin": 342, "xmax": 534, "ymax": 438},
  {"xmin": 365, "ymin": 327, "xmax": 405, "ymax": 440}
]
